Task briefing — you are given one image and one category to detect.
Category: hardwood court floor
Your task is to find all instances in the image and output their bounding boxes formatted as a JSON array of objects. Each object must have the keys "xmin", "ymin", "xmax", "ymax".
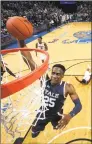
[{"xmin": 1, "ymin": 22, "xmax": 91, "ymax": 144}]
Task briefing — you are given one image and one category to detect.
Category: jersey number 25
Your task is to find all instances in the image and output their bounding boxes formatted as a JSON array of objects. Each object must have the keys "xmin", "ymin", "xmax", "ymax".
[{"xmin": 44, "ymin": 96, "xmax": 56, "ymax": 107}]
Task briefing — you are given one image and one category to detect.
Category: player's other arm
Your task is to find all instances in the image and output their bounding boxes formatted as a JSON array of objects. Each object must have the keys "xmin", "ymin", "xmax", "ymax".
[
  {"xmin": 57, "ymin": 83, "xmax": 82, "ymax": 129},
  {"xmin": 17, "ymin": 40, "xmax": 36, "ymax": 71},
  {"xmin": 44, "ymin": 42, "xmax": 48, "ymax": 51},
  {"xmin": 67, "ymin": 83, "xmax": 82, "ymax": 117}
]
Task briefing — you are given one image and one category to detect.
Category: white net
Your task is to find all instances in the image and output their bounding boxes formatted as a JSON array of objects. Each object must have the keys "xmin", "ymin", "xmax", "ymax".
[{"xmin": 1, "ymin": 49, "xmax": 49, "ymax": 144}]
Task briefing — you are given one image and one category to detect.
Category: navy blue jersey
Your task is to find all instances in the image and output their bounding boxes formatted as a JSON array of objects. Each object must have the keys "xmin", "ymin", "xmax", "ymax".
[{"xmin": 41, "ymin": 80, "xmax": 67, "ymax": 117}]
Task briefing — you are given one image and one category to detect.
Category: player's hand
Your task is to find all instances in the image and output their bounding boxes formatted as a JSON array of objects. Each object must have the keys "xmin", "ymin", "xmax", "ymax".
[
  {"xmin": 57, "ymin": 114, "xmax": 72, "ymax": 130},
  {"xmin": 4, "ymin": 62, "xmax": 8, "ymax": 66}
]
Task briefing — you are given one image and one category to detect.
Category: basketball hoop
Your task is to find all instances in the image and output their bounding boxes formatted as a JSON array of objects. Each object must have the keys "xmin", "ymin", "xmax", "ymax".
[
  {"xmin": 1, "ymin": 48, "xmax": 49, "ymax": 143},
  {"xmin": 1, "ymin": 48, "xmax": 49, "ymax": 98}
]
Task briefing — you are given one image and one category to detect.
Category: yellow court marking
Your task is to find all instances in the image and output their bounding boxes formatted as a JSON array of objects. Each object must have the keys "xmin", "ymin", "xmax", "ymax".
[{"xmin": 1, "ymin": 22, "xmax": 91, "ymax": 144}]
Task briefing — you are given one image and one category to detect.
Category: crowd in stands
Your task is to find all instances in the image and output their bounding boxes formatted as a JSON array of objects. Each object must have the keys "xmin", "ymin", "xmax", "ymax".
[{"xmin": 1, "ymin": 1, "xmax": 92, "ymax": 48}]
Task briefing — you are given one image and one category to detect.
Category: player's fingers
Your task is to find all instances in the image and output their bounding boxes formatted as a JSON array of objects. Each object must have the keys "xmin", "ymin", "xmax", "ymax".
[
  {"xmin": 57, "ymin": 121, "xmax": 65, "ymax": 129},
  {"xmin": 58, "ymin": 120, "xmax": 64, "ymax": 125},
  {"xmin": 61, "ymin": 125, "xmax": 66, "ymax": 130},
  {"xmin": 59, "ymin": 123, "xmax": 65, "ymax": 129}
]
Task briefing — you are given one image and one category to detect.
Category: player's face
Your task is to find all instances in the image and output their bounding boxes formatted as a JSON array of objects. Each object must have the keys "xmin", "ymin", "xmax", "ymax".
[
  {"xmin": 38, "ymin": 38, "xmax": 42, "ymax": 43},
  {"xmin": 51, "ymin": 67, "xmax": 64, "ymax": 85}
]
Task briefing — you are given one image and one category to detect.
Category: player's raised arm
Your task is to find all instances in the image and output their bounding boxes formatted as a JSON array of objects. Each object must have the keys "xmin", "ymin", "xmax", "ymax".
[
  {"xmin": 17, "ymin": 39, "xmax": 36, "ymax": 71},
  {"xmin": 57, "ymin": 83, "xmax": 82, "ymax": 129},
  {"xmin": 6, "ymin": 16, "xmax": 36, "ymax": 71}
]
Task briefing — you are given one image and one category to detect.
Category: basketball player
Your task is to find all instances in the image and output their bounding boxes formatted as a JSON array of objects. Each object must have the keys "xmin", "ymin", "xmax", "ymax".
[
  {"xmin": 31, "ymin": 64, "xmax": 82, "ymax": 138},
  {"xmin": 17, "ymin": 39, "xmax": 36, "ymax": 71},
  {"xmin": 36, "ymin": 36, "xmax": 48, "ymax": 63},
  {"xmin": 75, "ymin": 66, "xmax": 91, "ymax": 84},
  {"xmin": 1, "ymin": 60, "xmax": 17, "ymax": 82}
]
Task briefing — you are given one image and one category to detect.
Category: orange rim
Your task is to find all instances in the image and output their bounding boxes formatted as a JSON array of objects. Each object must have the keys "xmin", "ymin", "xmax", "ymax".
[{"xmin": 1, "ymin": 48, "xmax": 49, "ymax": 99}]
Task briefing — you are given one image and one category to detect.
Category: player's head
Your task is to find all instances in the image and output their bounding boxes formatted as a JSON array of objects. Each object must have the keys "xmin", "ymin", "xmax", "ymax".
[
  {"xmin": 51, "ymin": 64, "xmax": 66, "ymax": 85},
  {"xmin": 38, "ymin": 36, "xmax": 42, "ymax": 43},
  {"xmin": 87, "ymin": 65, "xmax": 91, "ymax": 72},
  {"xmin": 87, "ymin": 68, "xmax": 91, "ymax": 72}
]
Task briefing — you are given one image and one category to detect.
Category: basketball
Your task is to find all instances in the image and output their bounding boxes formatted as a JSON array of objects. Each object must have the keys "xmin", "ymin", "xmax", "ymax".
[{"xmin": 6, "ymin": 16, "xmax": 33, "ymax": 40}]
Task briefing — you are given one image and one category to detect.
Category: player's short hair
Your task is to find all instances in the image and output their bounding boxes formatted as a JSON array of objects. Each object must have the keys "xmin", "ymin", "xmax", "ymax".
[
  {"xmin": 38, "ymin": 36, "xmax": 42, "ymax": 39},
  {"xmin": 52, "ymin": 64, "xmax": 66, "ymax": 74}
]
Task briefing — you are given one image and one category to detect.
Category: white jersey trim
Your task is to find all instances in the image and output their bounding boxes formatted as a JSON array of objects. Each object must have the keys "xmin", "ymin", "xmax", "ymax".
[{"xmin": 63, "ymin": 82, "xmax": 67, "ymax": 98}]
